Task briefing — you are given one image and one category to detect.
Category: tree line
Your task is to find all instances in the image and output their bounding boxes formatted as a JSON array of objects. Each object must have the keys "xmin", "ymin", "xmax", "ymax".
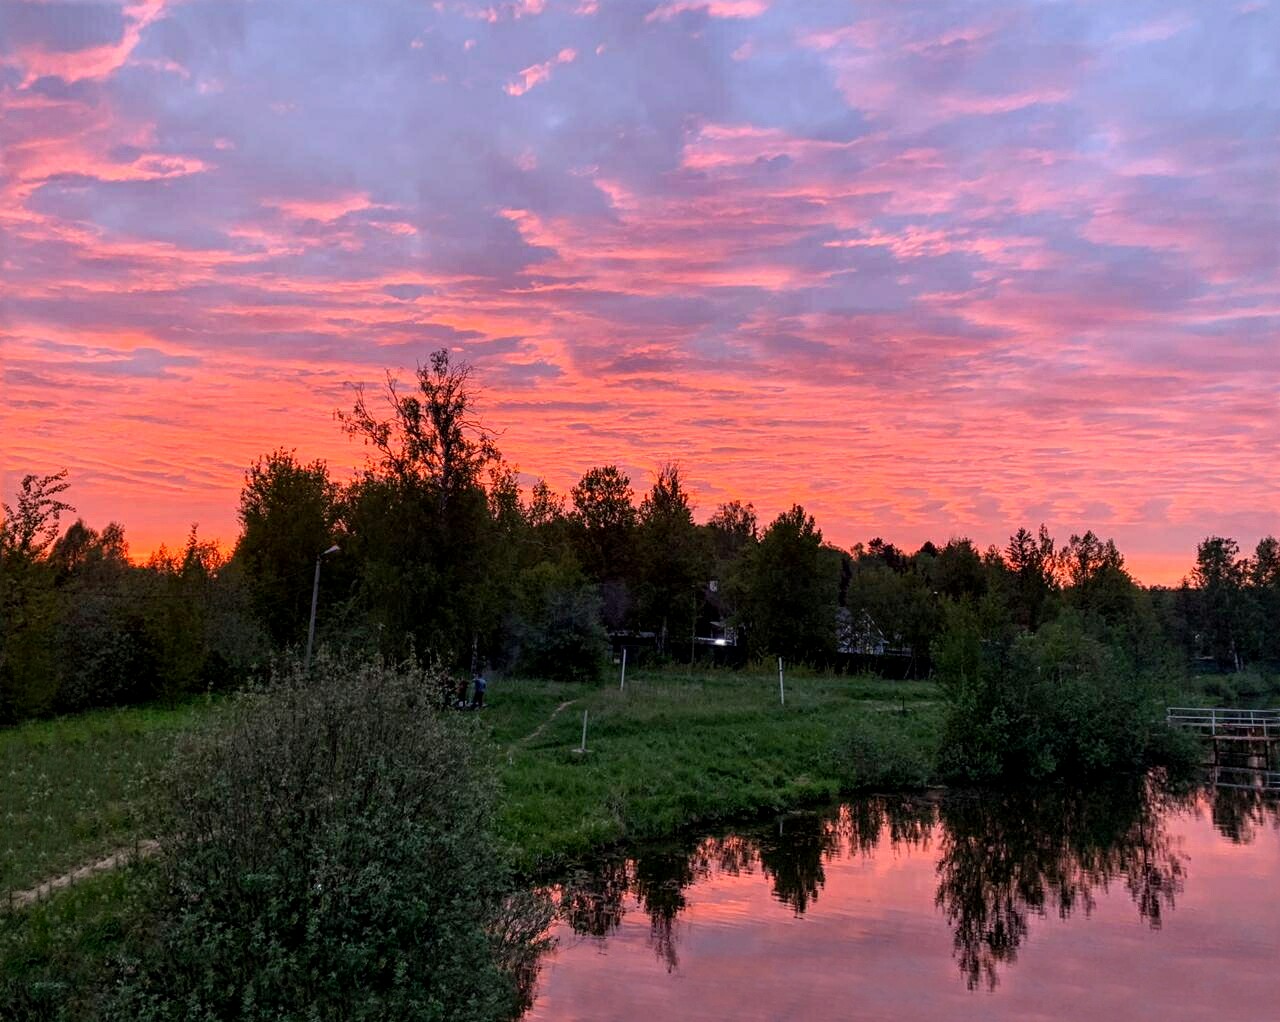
[{"xmin": 1, "ymin": 349, "xmax": 1276, "ymax": 724}]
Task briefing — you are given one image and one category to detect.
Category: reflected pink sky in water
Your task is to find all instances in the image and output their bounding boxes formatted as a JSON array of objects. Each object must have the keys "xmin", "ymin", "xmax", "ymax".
[{"xmin": 527, "ymin": 798, "xmax": 1279, "ymax": 1021}]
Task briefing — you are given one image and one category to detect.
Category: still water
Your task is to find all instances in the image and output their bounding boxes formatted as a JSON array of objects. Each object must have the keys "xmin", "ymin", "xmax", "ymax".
[{"xmin": 525, "ymin": 781, "xmax": 1279, "ymax": 1021}]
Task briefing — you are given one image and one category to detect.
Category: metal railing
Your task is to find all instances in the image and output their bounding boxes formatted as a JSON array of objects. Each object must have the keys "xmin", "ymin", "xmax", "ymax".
[{"xmin": 1166, "ymin": 707, "xmax": 1280, "ymax": 739}]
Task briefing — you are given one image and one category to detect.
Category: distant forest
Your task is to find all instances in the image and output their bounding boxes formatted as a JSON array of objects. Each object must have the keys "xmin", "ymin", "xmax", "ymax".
[{"xmin": 2, "ymin": 350, "xmax": 1277, "ymax": 724}]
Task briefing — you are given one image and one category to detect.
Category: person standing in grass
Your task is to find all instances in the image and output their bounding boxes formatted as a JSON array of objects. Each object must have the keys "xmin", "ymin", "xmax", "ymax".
[{"xmin": 471, "ymin": 672, "xmax": 487, "ymax": 709}]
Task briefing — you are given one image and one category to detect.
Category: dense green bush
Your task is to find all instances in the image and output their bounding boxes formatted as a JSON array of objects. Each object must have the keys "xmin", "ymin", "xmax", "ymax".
[
  {"xmin": 833, "ymin": 718, "xmax": 934, "ymax": 790},
  {"xmin": 106, "ymin": 655, "xmax": 551, "ymax": 1021},
  {"xmin": 935, "ymin": 605, "xmax": 1175, "ymax": 784}
]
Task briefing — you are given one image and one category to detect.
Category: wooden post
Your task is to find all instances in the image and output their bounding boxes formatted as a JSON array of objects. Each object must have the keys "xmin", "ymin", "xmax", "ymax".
[
  {"xmin": 778, "ymin": 657, "xmax": 785, "ymax": 706},
  {"xmin": 620, "ymin": 647, "xmax": 627, "ymax": 691},
  {"xmin": 580, "ymin": 709, "xmax": 589, "ymax": 753}
]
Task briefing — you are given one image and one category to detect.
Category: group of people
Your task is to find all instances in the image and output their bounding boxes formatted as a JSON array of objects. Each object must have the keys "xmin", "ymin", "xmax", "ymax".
[{"xmin": 451, "ymin": 672, "xmax": 487, "ymax": 710}]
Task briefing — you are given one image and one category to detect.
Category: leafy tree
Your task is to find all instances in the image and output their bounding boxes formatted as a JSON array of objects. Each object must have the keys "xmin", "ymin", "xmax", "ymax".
[
  {"xmin": 0, "ymin": 472, "xmax": 74, "ymax": 720},
  {"xmin": 1191, "ymin": 536, "xmax": 1248, "ymax": 670},
  {"xmin": 936, "ymin": 605, "xmax": 1172, "ymax": 784},
  {"xmin": 0, "ymin": 470, "xmax": 73, "ymax": 559},
  {"xmin": 570, "ymin": 465, "xmax": 637, "ymax": 586},
  {"xmin": 107, "ymin": 655, "xmax": 552, "ymax": 1020},
  {"xmin": 927, "ymin": 538, "xmax": 988, "ymax": 601},
  {"xmin": 844, "ymin": 554, "xmax": 939, "ymax": 666},
  {"xmin": 338, "ymin": 349, "xmax": 497, "ymax": 508},
  {"xmin": 703, "ymin": 501, "xmax": 758, "ymax": 646},
  {"xmin": 636, "ymin": 465, "xmax": 706, "ymax": 651},
  {"xmin": 1247, "ymin": 536, "xmax": 1280, "ymax": 663},
  {"xmin": 140, "ymin": 527, "xmax": 253, "ymax": 699},
  {"xmin": 1005, "ymin": 525, "xmax": 1058, "ymax": 629},
  {"xmin": 506, "ymin": 559, "xmax": 609, "ymax": 681},
  {"xmin": 47, "ymin": 520, "xmax": 151, "ymax": 712},
  {"xmin": 863, "ymin": 537, "xmax": 909, "ymax": 574},
  {"xmin": 337, "ymin": 350, "xmax": 500, "ymax": 663},
  {"xmin": 707, "ymin": 500, "xmax": 757, "ymax": 565},
  {"xmin": 235, "ymin": 449, "xmax": 340, "ymax": 647},
  {"xmin": 730, "ymin": 505, "xmax": 837, "ymax": 662},
  {"xmin": 1061, "ymin": 531, "xmax": 1142, "ymax": 628},
  {"xmin": 526, "ymin": 479, "xmax": 567, "ymax": 530}
]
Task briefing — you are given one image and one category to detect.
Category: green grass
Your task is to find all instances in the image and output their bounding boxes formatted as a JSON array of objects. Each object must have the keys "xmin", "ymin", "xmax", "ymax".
[
  {"xmin": 1, "ymin": 699, "xmax": 225, "ymax": 897},
  {"xmin": 8, "ymin": 661, "xmax": 1262, "ymax": 1006},
  {"xmin": 486, "ymin": 667, "xmax": 943, "ymax": 872},
  {"xmin": 0, "ymin": 668, "xmax": 941, "ymax": 1012},
  {"xmin": 0, "ymin": 671, "xmax": 940, "ymax": 896},
  {"xmin": 11, "ymin": 663, "xmax": 1267, "ymax": 895},
  {"xmin": 1167, "ymin": 670, "xmax": 1280, "ymax": 709},
  {"xmin": 0, "ymin": 865, "xmax": 153, "ymax": 1017}
]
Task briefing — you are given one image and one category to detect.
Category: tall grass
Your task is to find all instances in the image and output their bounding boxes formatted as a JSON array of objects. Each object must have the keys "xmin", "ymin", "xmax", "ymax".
[
  {"xmin": 489, "ymin": 666, "xmax": 943, "ymax": 871},
  {"xmin": 1, "ymin": 701, "xmax": 223, "ymax": 899}
]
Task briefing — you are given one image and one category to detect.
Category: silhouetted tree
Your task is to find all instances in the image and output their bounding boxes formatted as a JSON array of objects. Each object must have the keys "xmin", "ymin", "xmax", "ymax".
[
  {"xmin": 570, "ymin": 465, "xmax": 637, "ymax": 588},
  {"xmin": 236, "ymin": 449, "xmax": 340, "ymax": 647},
  {"xmin": 636, "ymin": 465, "xmax": 706, "ymax": 652},
  {"xmin": 0, "ymin": 472, "xmax": 74, "ymax": 719},
  {"xmin": 337, "ymin": 350, "xmax": 500, "ymax": 663},
  {"xmin": 730, "ymin": 505, "xmax": 837, "ymax": 662},
  {"xmin": 1192, "ymin": 536, "xmax": 1248, "ymax": 670},
  {"xmin": 1005, "ymin": 525, "xmax": 1058, "ymax": 629}
]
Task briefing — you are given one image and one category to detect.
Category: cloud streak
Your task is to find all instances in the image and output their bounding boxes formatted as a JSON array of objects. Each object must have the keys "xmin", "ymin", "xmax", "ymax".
[{"xmin": 1, "ymin": 0, "xmax": 1277, "ymax": 582}]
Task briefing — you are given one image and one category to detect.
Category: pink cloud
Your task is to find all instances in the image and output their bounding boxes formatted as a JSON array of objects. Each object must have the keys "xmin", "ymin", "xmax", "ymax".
[
  {"xmin": 1, "ymin": 0, "xmax": 1276, "ymax": 583},
  {"xmin": 646, "ymin": 1, "xmax": 769, "ymax": 23},
  {"xmin": 505, "ymin": 47, "xmax": 577, "ymax": 96}
]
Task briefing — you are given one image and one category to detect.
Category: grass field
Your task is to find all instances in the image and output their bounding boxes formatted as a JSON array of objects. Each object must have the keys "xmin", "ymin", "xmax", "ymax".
[
  {"xmin": 0, "ymin": 667, "xmax": 939, "ymax": 1009},
  {"xmin": 487, "ymin": 667, "xmax": 943, "ymax": 871},
  {"xmin": 1, "ymin": 664, "xmax": 1273, "ymax": 1010},
  {"xmin": 1, "ymin": 700, "xmax": 225, "ymax": 899},
  {"xmin": 5, "ymin": 665, "xmax": 1273, "ymax": 896},
  {"xmin": 1, "ymin": 670, "xmax": 936, "ymax": 899}
]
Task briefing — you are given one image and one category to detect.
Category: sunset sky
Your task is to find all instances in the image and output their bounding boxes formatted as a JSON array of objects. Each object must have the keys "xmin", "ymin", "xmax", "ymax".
[{"xmin": 2, "ymin": 0, "xmax": 1277, "ymax": 584}]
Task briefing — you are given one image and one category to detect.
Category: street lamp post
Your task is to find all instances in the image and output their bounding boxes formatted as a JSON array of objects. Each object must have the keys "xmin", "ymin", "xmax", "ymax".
[{"xmin": 305, "ymin": 544, "xmax": 341, "ymax": 672}]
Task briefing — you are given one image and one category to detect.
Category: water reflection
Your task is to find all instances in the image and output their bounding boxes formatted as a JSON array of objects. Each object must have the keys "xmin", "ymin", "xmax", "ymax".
[
  {"xmin": 1206, "ymin": 778, "xmax": 1280, "ymax": 843},
  {"xmin": 549, "ymin": 779, "xmax": 1279, "ymax": 994},
  {"xmin": 934, "ymin": 782, "xmax": 1187, "ymax": 989}
]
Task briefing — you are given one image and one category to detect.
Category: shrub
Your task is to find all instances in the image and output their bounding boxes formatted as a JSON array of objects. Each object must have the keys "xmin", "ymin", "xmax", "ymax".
[
  {"xmin": 833, "ymin": 720, "xmax": 934, "ymax": 790},
  {"xmin": 1201, "ymin": 673, "xmax": 1239, "ymax": 703},
  {"xmin": 936, "ymin": 606, "xmax": 1170, "ymax": 784},
  {"xmin": 107, "ymin": 654, "xmax": 551, "ymax": 1021}
]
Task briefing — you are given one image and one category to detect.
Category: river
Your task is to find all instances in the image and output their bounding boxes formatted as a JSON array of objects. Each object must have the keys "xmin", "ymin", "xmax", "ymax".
[{"xmin": 524, "ymin": 779, "xmax": 1279, "ymax": 1021}]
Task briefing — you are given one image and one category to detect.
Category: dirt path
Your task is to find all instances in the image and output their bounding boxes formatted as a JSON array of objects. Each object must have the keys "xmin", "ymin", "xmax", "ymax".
[
  {"xmin": 7, "ymin": 699, "xmax": 583, "ymax": 912},
  {"xmin": 516, "ymin": 699, "xmax": 578, "ymax": 749},
  {"xmin": 6, "ymin": 840, "xmax": 159, "ymax": 912}
]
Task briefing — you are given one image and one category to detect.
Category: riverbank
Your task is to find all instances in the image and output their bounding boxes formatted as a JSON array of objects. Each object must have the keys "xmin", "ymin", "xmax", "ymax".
[
  {"xmin": 2, "ymin": 668, "xmax": 942, "ymax": 1010},
  {"xmin": 3, "ymin": 663, "xmax": 1267, "ymax": 899},
  {"xmin": 487, "ymin": 668, "xmax": 943, "ymax": 872},
  {"xmin": 0, "ymin": 665, "xmax": 1268, "ymax": 1012}
]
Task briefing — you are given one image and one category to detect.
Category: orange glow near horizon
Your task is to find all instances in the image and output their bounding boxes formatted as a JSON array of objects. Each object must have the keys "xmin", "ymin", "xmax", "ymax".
[{"xmin": 2, "ymin": 1, "xmax": 1277, "ymax": 585}]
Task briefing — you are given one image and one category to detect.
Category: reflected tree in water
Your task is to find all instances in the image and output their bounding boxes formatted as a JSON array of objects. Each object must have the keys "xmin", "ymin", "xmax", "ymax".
[
  {"xmin": 558, "ymin": 856, "xmax": 632, "ymax": 939},
  {"xmin": 630, "ymin": 847, "xmax": 699, "ymax": 971},
  {"xmin": 1206, "ymin": 784, "xmax": 1280, "ymax": 844},
  {"xmin": 934, "ymin": 780, "xmax": 1186, "ymax": 990},
  {"xmin": 756, "ymin": 812, "xmax": 841, "ymax": 915},
  {"xmin": 547, "ymin": 781, "xmax": 1267, "ymax": 995}
]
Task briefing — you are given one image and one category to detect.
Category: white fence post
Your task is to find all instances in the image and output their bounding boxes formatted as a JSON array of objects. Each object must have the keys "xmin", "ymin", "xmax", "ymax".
[
  {"xmin": 620, "ymin": 647, "xmax": 627, "ymax": 691},
  {"xmin": 778, "ymin": 657, "xmax": 785, "ymax": 706}
]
